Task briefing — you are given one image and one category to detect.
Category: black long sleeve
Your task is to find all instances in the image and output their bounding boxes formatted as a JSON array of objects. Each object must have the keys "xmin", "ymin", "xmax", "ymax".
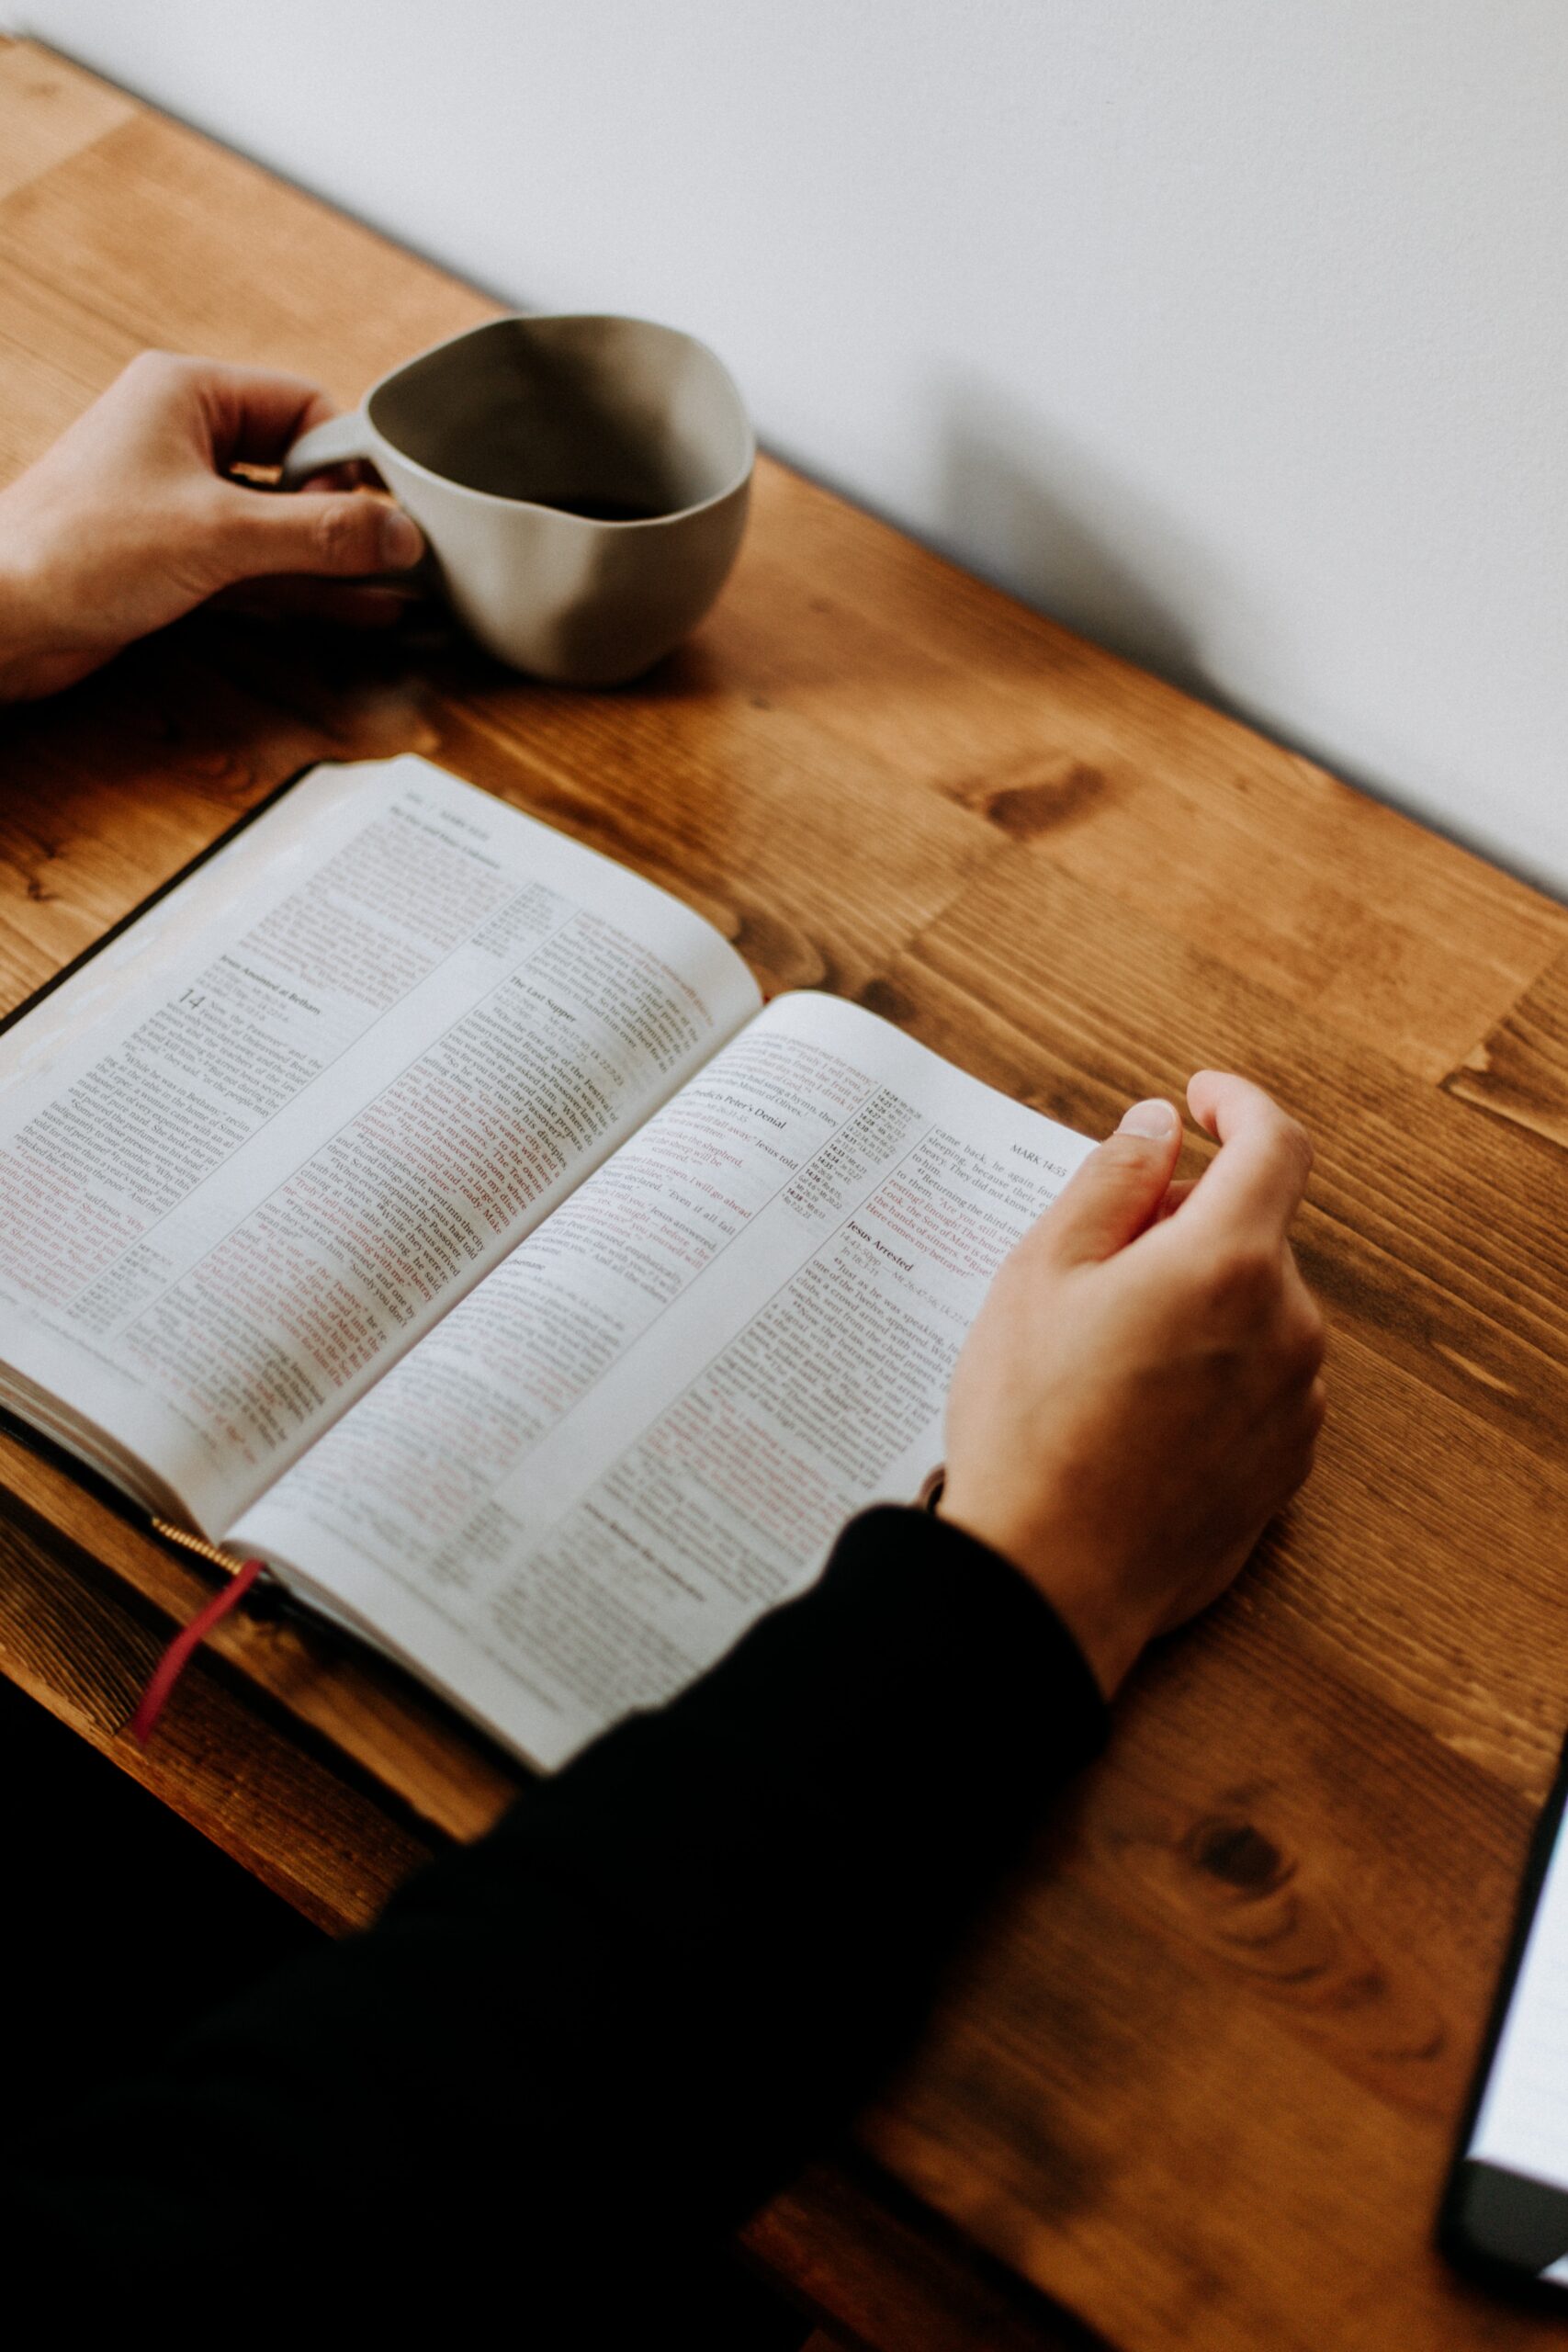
[{"xmin": 4, "ymin": 1506, "xmax": 1107, "ymax": 2324}]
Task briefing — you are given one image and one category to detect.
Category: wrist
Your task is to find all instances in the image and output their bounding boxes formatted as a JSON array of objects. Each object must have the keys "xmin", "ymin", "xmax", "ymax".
[
  {"xmin": 934, "ymin": 1492, "xmax": 1147, "ymax": 1701},
  {"xmin": 0, "ymin": 529, "xmax": 55, "ymax": 700},
  {"xmin": 0, "ymin": 527, "xmax": 94, "ymax": 702}
]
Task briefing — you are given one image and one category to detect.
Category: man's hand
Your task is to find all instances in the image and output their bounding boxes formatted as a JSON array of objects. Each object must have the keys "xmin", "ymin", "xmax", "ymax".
[
  {"xmin": 939, "ymin": 1072, "xmax": 1325, "ymax": 1699},
  {"xmin": 0, "ymin": 351, "xmax": 425, "ymax": 700}
]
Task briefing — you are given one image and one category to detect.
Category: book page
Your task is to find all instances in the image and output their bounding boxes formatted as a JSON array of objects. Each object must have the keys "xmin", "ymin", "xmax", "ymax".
[
  {"xmin": 233, "ymin": 992, "xmax": 1094, "ymax": 1767},
  {"xmin": 0, "ymin": 755, "xmax": 759, "ymax": 1531}
]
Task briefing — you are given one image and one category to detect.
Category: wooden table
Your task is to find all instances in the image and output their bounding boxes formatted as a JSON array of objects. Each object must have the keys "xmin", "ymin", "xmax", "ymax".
[{"xmin": 3, "ymin": 38, "xmax": 1568, "ymax": 2350}]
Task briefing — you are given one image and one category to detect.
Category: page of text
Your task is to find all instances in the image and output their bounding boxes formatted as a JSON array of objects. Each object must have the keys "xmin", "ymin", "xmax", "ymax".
[
  {"xmin": 235, "ymin": 992, "xmax": 1092, "ymax": 1766},
  {"xmin": 0, "ymin": 755, "xmax": 759, "ymax": 1529}
]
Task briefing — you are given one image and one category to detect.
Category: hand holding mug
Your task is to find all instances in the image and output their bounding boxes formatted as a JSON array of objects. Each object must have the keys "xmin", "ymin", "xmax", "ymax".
[{"xmin": 0, "ymin": 351, "xmax": 425, "ymax": 701}]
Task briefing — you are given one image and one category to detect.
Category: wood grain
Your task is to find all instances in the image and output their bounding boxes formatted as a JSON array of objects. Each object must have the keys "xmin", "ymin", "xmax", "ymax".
[
  {"xmin": 748, "ymin": 2158, "xmax": 1110, "ymax": 2352},
  {"xmin": 0, "ymin": 1464, "xmax": 432, "ymax": 1929},
  {"xmin": 865, "ymin": 1609, "xmax": 1542, "ymax": 2352},
  {"xmin": 0, "ymin": 1424, "xmax": 522, "ymax": 1844},
  {"xmin": 0, "ymin": 108, "xmax": 491, "ymax": 404},
  {"xmin": 1446, "ymin": 945, "xmax": 1568, "ymax": 1147},
  {"xmin": 0, "ymin": 40, "xmax": 132, "ymax": 204},
  {"xmin": 1, "ymin": 34, "xmax": 1566, "ymax": 2352}
]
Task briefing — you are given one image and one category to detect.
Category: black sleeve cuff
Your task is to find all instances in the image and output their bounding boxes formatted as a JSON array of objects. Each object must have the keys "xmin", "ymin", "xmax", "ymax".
[{"xmin": 492, "ymin": 1501, "xmax": 1111, "ymax": 1943}]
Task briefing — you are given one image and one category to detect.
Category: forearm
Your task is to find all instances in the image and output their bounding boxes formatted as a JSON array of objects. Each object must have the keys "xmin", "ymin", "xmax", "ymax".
[{"xmin": 5, "ymin": 1508, "xmax": 1106, "ymax": 2315}]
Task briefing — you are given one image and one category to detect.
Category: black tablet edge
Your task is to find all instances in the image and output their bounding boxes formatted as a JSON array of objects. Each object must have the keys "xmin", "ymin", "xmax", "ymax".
[{"xmin": 1438, "ymin": 1715, "xmax": 1568, "ymax": 2298}]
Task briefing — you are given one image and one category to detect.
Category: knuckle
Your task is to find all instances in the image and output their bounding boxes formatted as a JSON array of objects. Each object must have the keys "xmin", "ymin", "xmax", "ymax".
[
  {"xmin": 1208, "ymin": 1241, "xmax": 1278, "ymax": 1316},
  {"xmin": 1008, "ymin": 1213, "xmax": 1059, "ymax": 1272},
  {"xmin": 1096, "ymin": 1133, "xmax": 1164, "ymax": 1181},
  {"xmin": 1285, "ymin": 1312, "xmax": 1326, "ymax": 1382},
  {"xmin": 312, "ymin": 495, "xmax": 378, "ymax": 572},
  {"xmin": 1288, "ymin": 1447, "xmax": 1318, "ymax": 1501},
  {"xmin": 125, "ymin": 347, "xmax": 191, "ymax": 388},
  {"xmin": 1278, "ymin": 1114, "xmax": 1314, "ymax": 1187},
  {"xmin": 1283, "ymin": 1382, "xmax": 1327, "ymax": 1471}
]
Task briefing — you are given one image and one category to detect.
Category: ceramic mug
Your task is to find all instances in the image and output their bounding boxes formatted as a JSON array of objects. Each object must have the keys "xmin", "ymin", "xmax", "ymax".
[{"xmin": 279, "ymin": 313, "xmax": 754, "ymax": 686}]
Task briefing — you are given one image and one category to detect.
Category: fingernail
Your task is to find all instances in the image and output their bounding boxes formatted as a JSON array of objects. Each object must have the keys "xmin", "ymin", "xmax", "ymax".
[
  {"xmin": 1117, "ymin": 1098, "xmax": 1179, "ymax": 1141},
  {"xmin": 378, "ymin": 507, "xmax": 425, "ymax": 569}
]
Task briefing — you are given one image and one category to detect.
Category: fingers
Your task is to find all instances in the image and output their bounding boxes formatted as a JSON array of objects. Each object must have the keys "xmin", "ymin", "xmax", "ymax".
[
  {"xmin": 1277, "ymin": 1372, "xmax": 1327, "ymax": 1502},
  {"xmin": 113, "ymin": 350, "xmax": 342, "ymax": 469},
  {"xmin": 191, "ymin": 361, "xmax": 342, "ymax": 469},
  {"xmin": 1183, "ymin": 1069, "xmax": 1314, "ymax": 1245},
  {"xmin": 1269, "ymin": 1248, "xmax": 1327, "ymax": 1479},
  {"xmin": 209, "ymin": 481, "xmax": 426, "ymax": 582},
  {"xmin": 1155, "ymin": 1175, "xmax": 1198, "ymax": 1223},
  {"xmin": 1152, "ymin": 1080, "xmax": 1324, "ymax": 1424},
  {"xmin": 111, "ymin": 353, "xmax": 430, "ymax": 584},
  {"xmin": 209, "ymin": 576, "xmax": 423, "ymax": 628},
  {"xmin": 1032, "ymin": 1097, "xmax": 1184, "ymax": 1268},
  {"xmin": 1280, "ymin": 1242, "xmax": 1326, "ymax": 1365},
  {"xmin": 295, "ymin": 458, "xmax": 381, "ymax": 494}
]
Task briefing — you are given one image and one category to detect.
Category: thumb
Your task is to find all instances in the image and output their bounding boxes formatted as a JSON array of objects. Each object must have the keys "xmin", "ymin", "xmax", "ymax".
[
  {"xmin": 212, "ymin": 484, "xmax": 425, "ymax": 582},
  {"xmin": 1039, "ymin": 1099, "xmax": 1183, "ymax": 1267}
]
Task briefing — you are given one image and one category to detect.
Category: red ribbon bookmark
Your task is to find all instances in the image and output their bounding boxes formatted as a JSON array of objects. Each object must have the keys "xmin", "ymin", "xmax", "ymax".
[{"xmin": 129, "ymin": 1557, "xmax": 265, "ymax": 1745}]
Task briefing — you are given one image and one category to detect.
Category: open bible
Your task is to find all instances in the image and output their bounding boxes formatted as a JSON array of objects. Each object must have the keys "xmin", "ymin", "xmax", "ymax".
[{"xmin": 0, "ymin": 756, "xmax": 1091, "ymax": 1769}]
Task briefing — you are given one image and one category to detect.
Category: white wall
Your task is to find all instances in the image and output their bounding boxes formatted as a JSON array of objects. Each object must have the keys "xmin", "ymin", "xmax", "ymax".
[{"xmin": 16, "ymin": 2, "xmax": 1568, "ymax": 888}]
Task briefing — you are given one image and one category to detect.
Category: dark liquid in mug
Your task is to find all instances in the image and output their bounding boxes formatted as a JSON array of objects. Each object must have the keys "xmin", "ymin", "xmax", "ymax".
[{"xmin": 530, "ymin": 492, "xmax": 672, "ymax": 522}]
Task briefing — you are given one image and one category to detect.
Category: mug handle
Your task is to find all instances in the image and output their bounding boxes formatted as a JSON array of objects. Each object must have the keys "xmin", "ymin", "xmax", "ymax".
[{"xmin": 277, "ymin": 410, "xmax": 375, "ymax": 489}]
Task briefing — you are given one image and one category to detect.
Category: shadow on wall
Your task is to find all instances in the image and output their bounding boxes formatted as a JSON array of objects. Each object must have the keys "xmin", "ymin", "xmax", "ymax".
[
  {"xmin": 935, "ymin": 379, "xmax": 1225, "ymax": 702},
  {"xmin": 929, "ymin": 381, "xmax": 1568, "ymax": 899}
]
